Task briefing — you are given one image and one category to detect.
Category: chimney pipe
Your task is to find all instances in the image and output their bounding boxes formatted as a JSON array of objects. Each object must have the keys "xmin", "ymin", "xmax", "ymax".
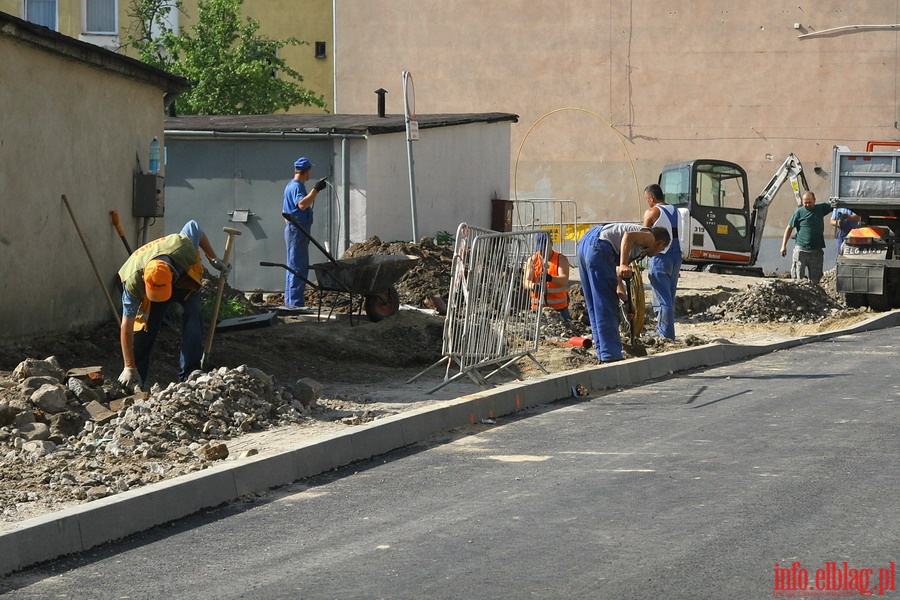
[{"xmin": 374, "ymin": 88, "xmax": 387, "ymax": 117}]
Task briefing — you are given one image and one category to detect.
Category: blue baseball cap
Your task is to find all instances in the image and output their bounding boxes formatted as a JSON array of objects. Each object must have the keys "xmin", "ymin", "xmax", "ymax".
[
  {"xmin": 293, "ymin": 157, "xmax": 314, "ymax": 170},
  {"xmin": 535, "ymin": 231, "xmax": 550, "ymax": 252}
]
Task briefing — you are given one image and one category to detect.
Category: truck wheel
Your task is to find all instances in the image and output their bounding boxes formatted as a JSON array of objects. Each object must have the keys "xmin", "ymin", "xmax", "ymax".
[
  {"xmin": 867, "ymin": 293, "xmax": 891, "ymax": 312},
  {"xmin": 844, "ymin": 293, "xmax": 866, "ymax": 309}
]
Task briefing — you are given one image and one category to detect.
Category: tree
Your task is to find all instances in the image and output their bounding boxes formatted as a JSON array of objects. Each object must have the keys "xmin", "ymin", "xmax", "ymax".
[{"xmin": 124, "ymin": 0, "xmax": 328, "ymax": 115}]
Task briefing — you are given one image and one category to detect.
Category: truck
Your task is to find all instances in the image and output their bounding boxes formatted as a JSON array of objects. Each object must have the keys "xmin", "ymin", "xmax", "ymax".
[
  {"xmin": 657, "ymin": 154, "xmax": 809, "ymax": 273},
  {"xmin": 832, "ymin": 142, "xmax": 900, "ymax": 311}
]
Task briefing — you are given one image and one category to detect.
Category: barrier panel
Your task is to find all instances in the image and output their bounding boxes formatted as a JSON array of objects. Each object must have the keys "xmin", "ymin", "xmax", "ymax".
[
  {"xmin": 511, "ymin": 199, "xmax": 581, "ymax": 257},
  {"xmin": 409, "ymin": 223, "xmax": 549, "ymax": 393}
]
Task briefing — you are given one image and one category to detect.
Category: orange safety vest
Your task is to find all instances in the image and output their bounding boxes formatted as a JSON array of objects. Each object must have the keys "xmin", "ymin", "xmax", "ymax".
[{"xmin": 530, "ymin": 251, "xmax": 568, "ymax": 310}]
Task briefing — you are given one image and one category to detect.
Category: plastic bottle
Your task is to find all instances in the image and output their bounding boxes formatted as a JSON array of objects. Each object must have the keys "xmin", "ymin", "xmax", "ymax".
[{"xmin": 149, "ymin": 137, "xmax": 160, "ymax": 174}]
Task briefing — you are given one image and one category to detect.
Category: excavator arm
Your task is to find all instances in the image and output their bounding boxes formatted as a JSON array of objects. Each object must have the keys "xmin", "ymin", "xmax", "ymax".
[{"xmin": 749, "ymin": 153, "xmax": 809, "ymax": 264}]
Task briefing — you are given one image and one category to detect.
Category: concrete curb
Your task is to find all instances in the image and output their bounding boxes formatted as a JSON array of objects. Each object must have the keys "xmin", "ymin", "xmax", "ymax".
[{"xmin": 1, "ymin": 311, "xmax": 897, "ymax": 577}]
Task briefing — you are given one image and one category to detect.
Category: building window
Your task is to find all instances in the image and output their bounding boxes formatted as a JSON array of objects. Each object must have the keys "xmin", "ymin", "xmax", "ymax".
[
  {"xmin": 25, "ymin": 0, "xmax": 57, "ymax": 30},
  {"xmin": 315, "ymin": 41, "xmax": 327, "ymax": 59},
  {"xmin": 85, "ymin": 0, "xmax": 117, "ymax": 34}
]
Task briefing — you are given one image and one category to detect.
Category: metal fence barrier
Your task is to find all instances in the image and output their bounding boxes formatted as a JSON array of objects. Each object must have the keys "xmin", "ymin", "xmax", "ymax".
[
  {"xmin": 409, "ymin": 223, "xmax": 549, "ymax": 393},
  {"xmin": 511, "ymin": 199, "xmax": 586, "ymax": 258}
]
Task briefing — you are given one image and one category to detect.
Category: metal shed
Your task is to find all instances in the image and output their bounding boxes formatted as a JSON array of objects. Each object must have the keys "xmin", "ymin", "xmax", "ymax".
[{"xmin": 163, "ymin": 112, "xmax": 517, "ymax": 294}]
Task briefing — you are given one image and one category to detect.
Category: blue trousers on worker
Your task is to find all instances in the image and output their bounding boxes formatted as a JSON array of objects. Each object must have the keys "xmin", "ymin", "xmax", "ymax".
[
  {"xmin": 133, "ymin": 288, "xmax": 203, "ymax": 384},
  {"xmin": 577, "ymin": 227, "xmax": 622, "ymax": 362},
  {"xmin": 648, "ymin": 239, "xmax": 681, "ymax": 339},
  {"xmin": 284, "ymin": 223, "xmax": 311, "ymax": 307}
]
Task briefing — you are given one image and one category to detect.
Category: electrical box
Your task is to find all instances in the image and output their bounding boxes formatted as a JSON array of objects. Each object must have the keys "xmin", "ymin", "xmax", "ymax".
[
  {"xmin": 491, "ymin": 198, "xmax": 514, "ymax": 232},
  {"xmin": 133, "ymin": 173, "xmax": 165, "ymax": 218}
]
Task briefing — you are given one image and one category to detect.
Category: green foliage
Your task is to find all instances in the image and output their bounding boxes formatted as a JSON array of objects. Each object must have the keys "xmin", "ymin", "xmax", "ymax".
[
  {"xmin": 124, "ymin": 0, "xmax": 328, "ymax": 115},
  {"xmin": 435, "ymin": 231, "xmax": 454, "ymax": 246},
  {"xmin": 200, "ymin": 295, "xmax": 248, "ymax": 324}
]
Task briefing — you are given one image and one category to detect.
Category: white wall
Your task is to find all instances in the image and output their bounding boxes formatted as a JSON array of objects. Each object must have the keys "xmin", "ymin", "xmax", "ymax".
[{"xmin": 363, "ymin": 122, "xmax": 511, "ymax": 243}]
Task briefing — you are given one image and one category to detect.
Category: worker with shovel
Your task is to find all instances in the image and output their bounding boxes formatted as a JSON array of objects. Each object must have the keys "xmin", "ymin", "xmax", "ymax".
[
  {"xmin": 117, "ymin": 220, "xmax": 230, "ymax": 392},
  {"xmin": 576, "ymin": 224, "xmax": 670, "ymax": 363}
]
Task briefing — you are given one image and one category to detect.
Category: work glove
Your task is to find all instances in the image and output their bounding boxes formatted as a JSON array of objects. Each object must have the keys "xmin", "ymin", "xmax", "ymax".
[
  {"xmin": 209, "ymin": 257, "xmax": 231, "ymax": 274},
  {"xmin": 118, "ymin": 368, "xmax": 143, "ymax": 393},
  {"xmin": 314, "ymin": 178, "xmax": 328, "ymax": 192},
  {"xmin": 543, "ymin": 273, "xmax": 554, "ymax": 285}
]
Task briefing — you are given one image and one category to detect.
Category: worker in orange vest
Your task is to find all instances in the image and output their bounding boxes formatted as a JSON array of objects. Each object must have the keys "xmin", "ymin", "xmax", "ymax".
[{"xmin": 523, "ymin": 231, "xmax": 571, "ymax": 320}]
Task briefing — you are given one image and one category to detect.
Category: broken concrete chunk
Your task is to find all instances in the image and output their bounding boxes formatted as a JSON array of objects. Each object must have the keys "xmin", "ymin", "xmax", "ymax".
[
  {"xmin": 12, "ymin": 357, "xmax": 65, "ymax": 382},
  {"xmin": 22, "ymin": 439, "xmax": 56, "ymax": 457},
  {"xmin": 31, "ymin": 384, "xmax": 68, "ymax": 414},
  {"xmin": 199, "ymin": 443, "xmax": 229, "ymax": 461},
  {"xmin": 83, "ymin": 400, "xmax": 117, "ymax": 425},
  {"xmin": 65, "ymin": 366, "xmax": 104, "ymax": 387},
  {"xmin": 19, "ymin": 421, "xmax": 50, "ymax": 442},
  {"xmin": 67, "ymin": 377, "xmax": 101, "ymax": 404}
]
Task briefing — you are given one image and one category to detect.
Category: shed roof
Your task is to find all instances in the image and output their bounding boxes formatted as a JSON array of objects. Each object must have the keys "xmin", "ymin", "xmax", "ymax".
[
  {"xmin": 164, "ymin": 113, "xmax": 519, "ymax": 137},
  {"xmin": 0, "ymin": 10, "xmax": 189, "ymax": 96}
]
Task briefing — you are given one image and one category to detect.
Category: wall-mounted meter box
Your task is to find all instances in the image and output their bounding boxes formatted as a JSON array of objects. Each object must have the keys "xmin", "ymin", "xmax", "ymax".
[{"xmin": 133, "ymin": 173, "xmax": 165, "ymax": 218}]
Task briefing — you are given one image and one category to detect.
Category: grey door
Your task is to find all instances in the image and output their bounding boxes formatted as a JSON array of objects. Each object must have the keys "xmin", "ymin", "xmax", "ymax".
[{"xmin": 164, "ymin": 138, "xmax": 334, "ymax": 293}]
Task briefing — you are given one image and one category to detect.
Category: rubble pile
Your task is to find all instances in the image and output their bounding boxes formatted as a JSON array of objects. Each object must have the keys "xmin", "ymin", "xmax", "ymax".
[
  {"xmin": 0, "ymin": 357, "xmax": 319, "ymax": 519},
  {"xmin": 706, "ymin": 278, "xmax": 846, "ymax": 323}
]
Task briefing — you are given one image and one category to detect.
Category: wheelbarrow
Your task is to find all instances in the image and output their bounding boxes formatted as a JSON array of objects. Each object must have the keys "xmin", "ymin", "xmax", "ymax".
[{"xmin": 262, "ymin": 213, "xmax": 420, "ymax": 322}]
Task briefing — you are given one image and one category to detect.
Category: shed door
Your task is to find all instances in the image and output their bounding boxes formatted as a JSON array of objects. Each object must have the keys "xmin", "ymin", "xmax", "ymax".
[{"xmin": 164, "ymin": 138, "xmax": 334, "ymax": 294}]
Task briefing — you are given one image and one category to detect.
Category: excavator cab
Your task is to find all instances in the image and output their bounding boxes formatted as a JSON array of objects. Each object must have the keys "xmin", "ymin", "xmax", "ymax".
[
  {"xmin": 659, "ymin": 153, "xmax": 806, "ymax": 270},
  {"xmin": 659, "ymin": 159, "xmax": 753, "ymax": 266}
]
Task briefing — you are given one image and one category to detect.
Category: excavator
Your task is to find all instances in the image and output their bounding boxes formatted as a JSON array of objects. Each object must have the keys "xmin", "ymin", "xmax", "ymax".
[{"xmin": 657, "ymin": 153, "xmax": 809, "ymax": 273}]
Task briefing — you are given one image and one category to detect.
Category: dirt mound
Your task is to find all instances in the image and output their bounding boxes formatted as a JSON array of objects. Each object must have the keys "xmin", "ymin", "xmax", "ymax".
[
  {"xmin": 340, "ymin": 236, "xmax": 454, "ymax": 308},
  {"xmin": 706, "ymin": 278, "xmax": 845, "ymax": 323}
]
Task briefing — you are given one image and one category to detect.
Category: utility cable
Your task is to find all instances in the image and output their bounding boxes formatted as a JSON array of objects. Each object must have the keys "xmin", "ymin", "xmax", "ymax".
[{"xmin": 513, "ymin": 107, "xmax": 643, "ymax": 226}]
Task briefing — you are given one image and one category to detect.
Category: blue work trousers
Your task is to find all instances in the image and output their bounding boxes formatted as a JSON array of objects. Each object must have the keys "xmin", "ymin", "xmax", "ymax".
[
  {"xmin": 285, "ymin": 223, "xmax": 311, "ymax": 307},
  {"xmin": 577, "ymin": 228, "xmax": 622, "ymax": 362},
  {"xmin": 648, "ymin": 241, "xmax": 681, "ymax": 339},
  {"xmin": 133, "ymin": 288, "xmax": 203, "ymax": 385}
]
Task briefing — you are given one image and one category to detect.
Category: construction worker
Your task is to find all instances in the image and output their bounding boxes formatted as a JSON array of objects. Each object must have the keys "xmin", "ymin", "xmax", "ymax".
[
  {"xmin": 576, "ymin": 224, "xmax": 670, "ymax": 363},
  {"xmin": 642, "ymin": 183, "xmax": 682, "ymax": 339},
  {"xmin": 523, "ymin": 231, "xmax": 571, "ymax": 319},
  {"xmin": 780, "ymin": 191, "xmax": 831, "ymax": 284},
  {"xmin": 117, "ymin": 220, "xmax": 229, "ymax": 392},
  {"xmin": 283, "ymin": 157, "xmax": 327, "ymax": 308},
  {"xmin": 830, "ymin": 207, "xmax": 861, "ymax": 254}
]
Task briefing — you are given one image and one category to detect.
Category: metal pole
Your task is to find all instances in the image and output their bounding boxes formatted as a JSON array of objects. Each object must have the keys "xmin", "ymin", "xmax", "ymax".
[
  {"xmin": 403, "ymin": 71, "xmax": 419, "ymax": 243},
  {"xmin": 406, "ymin": 135, "xmax": 418, "ymax": 242}
]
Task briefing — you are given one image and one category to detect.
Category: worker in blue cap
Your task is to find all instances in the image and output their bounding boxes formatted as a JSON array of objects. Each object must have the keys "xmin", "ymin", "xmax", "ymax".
[{"xmin": 282, "ymin": 157, "xmax": 327, "ymax": 308}]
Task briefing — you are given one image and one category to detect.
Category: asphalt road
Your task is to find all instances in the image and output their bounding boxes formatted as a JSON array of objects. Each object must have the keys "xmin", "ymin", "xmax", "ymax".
[{"xmin": 1, "ymin": 328, "xmax": 897, "ymax": 599}]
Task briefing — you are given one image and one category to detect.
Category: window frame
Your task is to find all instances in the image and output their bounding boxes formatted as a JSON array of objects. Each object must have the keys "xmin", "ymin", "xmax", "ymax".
[
  {"xmin": 83, "ymin": 0, "xmax": 118, "ymax": 35},
  {"xmin": 24, "ymin": 0, "xmax": 57, "ymax": 30}
]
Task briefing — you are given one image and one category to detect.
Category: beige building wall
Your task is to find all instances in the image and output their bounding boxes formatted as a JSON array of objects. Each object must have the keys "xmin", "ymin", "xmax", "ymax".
[
  {"xmin": 241, "ymin": 0, "xmax": 333, "ymax": 113},
  {"xmin": 0, "ymin": 28, "xmax": 175, "ymax": 339},
  {"xmin": 332, "ymin": 1, "xmax": 900, "ymax": 240},
  {"xmin": 0, "ymin": 1, "xmax": 334, "ymax": 111}
]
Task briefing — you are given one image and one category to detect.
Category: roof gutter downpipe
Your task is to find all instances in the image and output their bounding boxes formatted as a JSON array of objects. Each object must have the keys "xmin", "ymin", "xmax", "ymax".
[{"xmin": 342, "ymin": 137, "xmax": 351, "ymax": 253}]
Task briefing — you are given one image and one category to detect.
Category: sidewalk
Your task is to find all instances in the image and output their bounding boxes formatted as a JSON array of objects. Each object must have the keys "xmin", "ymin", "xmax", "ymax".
[{"xmin": 1, "ymin": 310, "xmax": 897, "ymax": 577}]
